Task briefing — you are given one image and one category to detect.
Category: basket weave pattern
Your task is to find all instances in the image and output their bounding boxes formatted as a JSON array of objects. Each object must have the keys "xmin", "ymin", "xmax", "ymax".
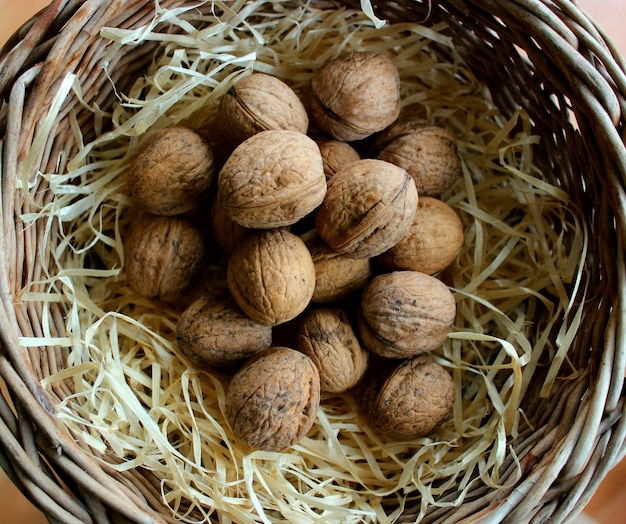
[{"xmin": 0, "ymin": 1, "xmax": 625, "ymax": 523}]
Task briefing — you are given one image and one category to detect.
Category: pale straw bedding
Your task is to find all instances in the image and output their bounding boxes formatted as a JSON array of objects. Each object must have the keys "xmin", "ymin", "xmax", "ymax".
[{"xmin": 17, "ymin": 1, "xmax": 585, "ymax": 522}]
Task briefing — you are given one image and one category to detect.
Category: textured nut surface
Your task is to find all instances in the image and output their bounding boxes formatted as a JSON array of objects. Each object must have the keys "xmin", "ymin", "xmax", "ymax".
[
  {"xmin": 225, "ymin": 346, "xmax": 320, "ymax": 451},
  {"xmin": 310, "ymin": 52, "xmax": 401, "ymax": 141},
  {"xmin": 218, "ymin": 130, "xmax": 326, "ymax": 228},
  {"xmin": 124, "ymin": 215, "xmax": 204, "ymax": 302},
  {"xmin": 373, "ymin": 118, "xmax": 461, "ymax": 196},
  {"xmin": 378, "ymin": 196, "xmax": 464, "ymax": 274},
  {"xmin": 227, "ymin": 229, "xmax": 316, "ymax": 326},
  {"xmin": 361, "ymin": 355, "xmax": 455, "ymax": 440},
  {"xmin": 176, "ymin": 290, "xmax": 272, "ymax": 368},
  {"xmin": 302, "ymin": 231, "xmax": 372, "ymax": 303},
  {"xmin": 315, "ymin": 159, "xmax": 418, "ymax": 259},
  {"xmin": 129, "ymin": 127, "xmax": 215, "ymax": 216},
  {"xmin": 358, "ymin": 271, "xmax": 456, "ymax": 358},
  {"xmin": 297, "ymin": 308, "xmax": 368, "ymax": 393},
  {"xmin": 208, "ymin": 196, "xmax": 251, "ymax": 255},
  {"xmin": 219, "ymin": 73, "xmax": 309, "ymax": 145},
  {"xmin": 317, "ymin": 139, "xmax": 360, "ymax": 180}
]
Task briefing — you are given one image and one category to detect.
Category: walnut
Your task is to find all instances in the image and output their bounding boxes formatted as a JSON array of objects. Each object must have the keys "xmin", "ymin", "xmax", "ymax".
[
  {"xmin": 208, "ymin": 196, "xmax": 250, "ymax": 255},
  {"xmin": 315, "ymin": 159, "xmax": 418, "ymax": 259},
  {"xmin": 176, "ymin": 290, "xmax": 272, "ymax": 369},
  {"xmin": 310, "ymin": 52, "xmax": 401, "ymax": 141},
  {"xmin": 219, "ymin": 73, "xmax": 309, "ymax": 145},
  {"xmin": 296, "ymin": 308, "xmax": 368, "ymax": 393},
  {"xmin": 217, "ymin": 130, "xmax": 326, "ymax": 228},
  {"xmin": 129, "ymin": 127, "xmax": 215, "ymax": 216},
  {"xmin": 360, "ymin": 355, "xmax": 455, "ymax": 440},
  {"xmin": 358, "ymin": 271, "xmax": 456, "ymax": 358},
  {"xmin": 124, "ymin": 214, "xmax": 204, "ymax": 302},
  {"xmin": 225, "ymin": 346, "xmax": 320, "ymax": 451},
  {"xmin": 372, "ymin": 117, "xmax": 461, "ymax": 196},
  {"xmin": 301, "ymin": 230, "xmax": 371, "ymax": 303},
  {"xmin": 378, "ymin": 196, "xmax": 464, "ymax": 275},
  {"xmin": 227, "ymin": 228, "xmax": 316, "ymax": 326},
  {"xmin": 316, "ymin": 139, "xmax": 360, "ymax": 180}
]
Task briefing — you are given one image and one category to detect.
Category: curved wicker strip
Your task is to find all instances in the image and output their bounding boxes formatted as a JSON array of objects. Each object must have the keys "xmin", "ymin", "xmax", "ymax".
[{"xmin": 0, "ymin": 1, "xmax": 624, "ymax": 523}]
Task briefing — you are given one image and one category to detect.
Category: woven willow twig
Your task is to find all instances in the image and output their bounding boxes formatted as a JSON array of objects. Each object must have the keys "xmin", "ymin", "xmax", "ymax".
[{"xmin": 0, "ymin": 1, "xmax": 625, "ymax": 523}]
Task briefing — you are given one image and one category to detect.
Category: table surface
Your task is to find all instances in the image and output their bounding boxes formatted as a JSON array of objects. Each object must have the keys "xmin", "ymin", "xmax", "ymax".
[{"xmin": 0, "ymin": 1, "xmax": 624, "ymax": 523}]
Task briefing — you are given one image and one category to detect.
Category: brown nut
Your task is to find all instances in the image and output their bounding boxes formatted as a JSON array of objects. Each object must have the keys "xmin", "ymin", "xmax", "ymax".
[
  {"xmin": 124, "ymin": 215, "xmax": 204, "ymax": 302},
  {"xmin": 301, "ymin": 231, "xmax": 371, "ymax": 303},
  {"xmin": 372, "ymin": 118, "xmax": 461, "ymax": 196},
  {"xmin": 176, "ymin": 290, "xmax": 272, "ymax": 369},
  {"xmin": 361, "ymin": 355, "xmax": 455, "ymax": 440},
  {"xmin": 297, "ymin": 308, "xmax": 368, "ymax": 393},
  {"xmin": 316, "ymin": 139, "xmax": 361, "ymax": 180},
  {"xmin": 227, "ymin": 229, "xmax": 316, "ymax": 326},
  {"xmin": 208, "ymin": 196, "xmax": 250, "ymax": 256},
  {"xmin": 358, "ymin": 271, "xmax": 456, "ymax": 358},
  {"xmin": 377, "ymin": 196, "xmax": 464, "ymax": 275},
  {"xmin": 310, "ymin": 52, "xmax": 401, "ymax": 141},
  {"xmin": 218, "ymin": 130, "xmax": 326, "ymax": 229},
  {"xmin": 219, "ymin": 73, "xmax": 309, "ymax": 145},
  {"xmin": 129, "ymin": 127, "xmax": 215, "ymax": 216},
  {"xmin": 315, "ymin": 159, "xmax": 418, "ymax": 259},
  {"xmin": 225, "ymin": 346, "xmax": 320, "ymax": 451}
]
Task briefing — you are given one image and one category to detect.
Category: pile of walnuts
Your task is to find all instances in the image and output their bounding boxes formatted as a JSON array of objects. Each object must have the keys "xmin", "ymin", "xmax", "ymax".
[{"xmin": 124, "ymin": 52, "xmax": 465, "ymax": 452}]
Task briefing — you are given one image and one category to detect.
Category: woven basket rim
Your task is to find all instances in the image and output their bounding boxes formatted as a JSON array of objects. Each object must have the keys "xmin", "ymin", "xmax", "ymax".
[{"xmin": 0, "ymin": 1, "xmax": 625, "ymax": 523}]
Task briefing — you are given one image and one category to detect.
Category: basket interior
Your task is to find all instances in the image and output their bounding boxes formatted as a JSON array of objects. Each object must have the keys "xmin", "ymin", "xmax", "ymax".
[{"xmin": 1, "ymin": 1, "xmax": 625, "ymax": 523}]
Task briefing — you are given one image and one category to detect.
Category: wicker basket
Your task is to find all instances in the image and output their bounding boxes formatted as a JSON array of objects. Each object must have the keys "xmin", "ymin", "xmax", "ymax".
[{"xmin": 0, "ymin": 0, "xmax": 625, "ymax": 523}]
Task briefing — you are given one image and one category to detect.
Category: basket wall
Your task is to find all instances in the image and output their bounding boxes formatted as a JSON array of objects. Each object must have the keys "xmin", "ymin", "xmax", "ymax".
[{"xmin": 0, "ymin": 1, "xmax": 624, "ymax": 523}]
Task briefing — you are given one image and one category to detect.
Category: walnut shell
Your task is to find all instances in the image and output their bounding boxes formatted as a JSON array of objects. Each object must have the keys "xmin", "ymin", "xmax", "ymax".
[
  {"xmin": 227, "ymin": 229, "xmax": 316, "ymax": 326},
  {"xmin": 316, "ymin": 139, "xmax": 361, "ymax": 180},
  {"xmin": 358, "ymin": 271, "xmax": 456, "ymax": 358},
  {"xmin": 361, "ymin": 355, "xmax": 455, "ymax": 440},
  {"xmin": 176, "ymin": 290, "xmax": 272, "ymax": 369},
  {"xmin": 301, "ymin": 231, "xmax": 372, "ymax": 303},
  {"xmin": 225, "ymin": 346, "xmax": 320, "ymax": 451},
  {"xmin": 310, "ymin": 52, "xmax": 401, "ymax": 141},
  {"xmin": 218, "ymin": 130, "xmax": 326, "ymax": 228},
  {"xmin": 129, "ymin": 127, "xmax": 215, "ymax": 216},
  {"xmin": 378, "ymin": 196, "xmax": 464, "ymax": 275},
  {"xmin": 372, "ymin": 118, "xmax": 461, "ymax": 196},
  {"xmin": 208, "ymin": 196, "xmax": 251, "ymax": 255},
  {"xmin": 315, "ymin": 159, "xmax": 418, "ymax": 259},
  {"xmin": 124, "ymin": 215, "xmax": 204, "ymax": 302},
  {"xmin": 219, "ymin": 73, "xmax": 309, "ymax": 145},
  {"xmin": 297, "ymin": 308, "xmax": 368, "ymax": 393}
]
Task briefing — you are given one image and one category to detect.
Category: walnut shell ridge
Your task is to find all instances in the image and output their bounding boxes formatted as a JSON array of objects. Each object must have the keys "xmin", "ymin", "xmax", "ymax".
[
  {"xmin": 124, "ymin": 215, "xmax": 204, "ymax": 302},
  {"xmin": 372, "ymin": 118, "xmax": 461, "ymax": 196},
  {"xmin": 361, "ymin": 355, "xmax": 455, "ymax": 440},
  {"xmin": 219, "ymin": 73, "xmax": 309, "ymax": 145},
  {"xmin": 208, "ymin": 196, "xmax": 251, "ymax": 255},
  {"xmin": 129, "ymin": 126, "xmax": 215, "ymax": 216},
  {"xmin": 310, "ymin": 52, "xmax": 401, "ymax": 141},
  {"xmin": 218, "ymin": 130, "xmax": 326, "ymax": 229},
  {"xmin": 297, "ymin": 308, "xmax": 369, "ymax": 393},
  {"xmin": 225, "ymin": 346, "xmax": 321, "ymax": 451},
  {"xmin": 227, "ymin": 229, "xmax": 316, "ymax": 326},
  {"xmin": 301, "ymin": 230, "xmax": 372, "ymax": 303},
  {"xmin": 176, "ymin": 291, "xmax": 272, "ymax": 369},
  {"xmin": 315, "ymin": 159, "xmax": 418, "ymax": 259},
  {"xmin": 316, "ymin": 139, "xmax": 361, "ymax": 180},
  {"xmin": 378, "ymin": 196, "xmax": 465, "ymax": 275},
  {"xmin": 358, "ymin": 270, "xmax": 456, "ymax": 358}
]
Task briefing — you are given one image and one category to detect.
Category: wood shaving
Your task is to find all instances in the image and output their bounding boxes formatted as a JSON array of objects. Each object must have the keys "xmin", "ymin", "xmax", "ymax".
[{"xmin": 18, "ymin": 1, "xmax": 586, "ymax": 522}]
